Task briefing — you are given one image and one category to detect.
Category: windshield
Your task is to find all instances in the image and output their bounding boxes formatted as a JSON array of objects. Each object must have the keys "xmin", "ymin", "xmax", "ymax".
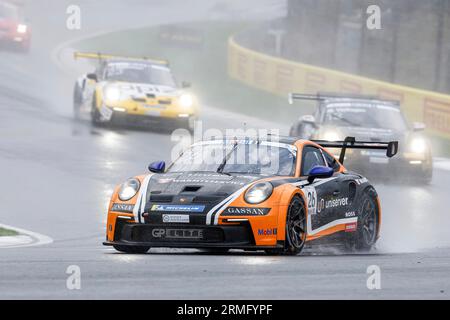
[
  {"xmin": 323, "ymin": 103, "xmax": 408, "ymax": 130},
  {"xmin": 168, "ymin": 141, "xmax": 297, "ymax": 176},
  {"xmin": 0, "ymin": 4, "xmax": 19, "ymax": 19},
  {"xmin": 103, "ymin": 62, "xmax": 176, "ymax": 87}
]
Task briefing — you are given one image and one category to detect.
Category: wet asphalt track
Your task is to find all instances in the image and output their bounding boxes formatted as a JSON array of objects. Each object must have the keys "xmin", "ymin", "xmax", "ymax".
[{"xmin": 0, "ymin": 0, "xmax": 450, "ymax": 299}]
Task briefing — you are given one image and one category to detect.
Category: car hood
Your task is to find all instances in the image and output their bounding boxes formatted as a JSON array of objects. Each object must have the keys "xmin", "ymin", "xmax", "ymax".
[
  {"xmin": 100, "ymin": 81, "xmax": 178, "ymax": 97},
  {"xmin": 146, "ymin": 172, "xmax": 260, "ymax": 197}
]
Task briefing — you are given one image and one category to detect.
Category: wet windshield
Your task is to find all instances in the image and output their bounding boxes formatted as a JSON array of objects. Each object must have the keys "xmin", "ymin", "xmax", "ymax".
[
  {"xmin": 104, "ymin": 62, "xmax": 176, "ymax": 86},
  {"xmin": 168, "ymin": 141, "xmax": 297, "ymax": 176},
  {"xmin": 323, "ymin": 103, "xmax": 408, "ymax": 131}
]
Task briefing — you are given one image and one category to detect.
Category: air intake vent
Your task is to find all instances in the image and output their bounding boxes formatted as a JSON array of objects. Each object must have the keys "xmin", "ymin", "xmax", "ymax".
[
  {"xmin": 132, "ymin": 97, "xmax": 146, "ymax": 102},
  {"xmin": 182, "ymin": 186, "xmax": 202, "ymax": 193},
  {"xmin": 158, "ymin": 99, "xmax": 172, "ymax": 105},
  {"xmin": 146, "ymin": 93, "xmax": 156, "ymax": 99},
  {"xmin": 149, "ymin": 194, "xmax": 174, "ymax": 203}
]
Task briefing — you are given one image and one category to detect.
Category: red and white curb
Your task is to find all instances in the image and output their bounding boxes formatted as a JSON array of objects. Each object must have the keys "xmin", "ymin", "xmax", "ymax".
[{"xmin": 0, "ymin": 224, "xmax": 53, "ymax": 248}]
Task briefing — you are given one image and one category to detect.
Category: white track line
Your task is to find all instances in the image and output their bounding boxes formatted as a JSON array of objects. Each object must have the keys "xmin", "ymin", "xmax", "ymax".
[{"xmin": 0, "ymin": 224, "xmax": 53, "ymax": 248}]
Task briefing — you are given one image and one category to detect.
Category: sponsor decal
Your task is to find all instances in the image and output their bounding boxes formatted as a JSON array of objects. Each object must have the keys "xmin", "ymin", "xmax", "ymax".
[
  {"xmin": 151, "ymin": 228, "xmax": 203, "ymax": 239},
  {"xmin": 355, "ymin": 177, "xmax": 368, "ymax": 185},
  {"xmin": 162, "ymin": 214, "xmax": 190, "ymax": 223},
  {"xmin": 150, "ymin": 204, "xmax": 205, "ymax": 212},
  {"xmin": 111, "ymin": 203, "xmax": 134, "ymax": 213},
  {"xmin": 173, "ymin": 179, "xmax": 246, "ymax": 185},
  {"xmin": 345, "ymin": 211, "xmax": 356, "ymax": 218},
  {"xmin": 318, "ymin": 197, "xmax": 349, "ymax": 213},
  {"xmin": 257, "ymin": 228, "xmax": 277, "ymax": 236},
  {"xmin": 344, "ymin": 222, "xmax": 357, "ymax": 232},
  {"xmin": 223, "ymin": 207, "xmax": 271, "ymax": 216},
  {"xmin": 424, "ymin": 98, "xmax": 450, "ymax": 134}
]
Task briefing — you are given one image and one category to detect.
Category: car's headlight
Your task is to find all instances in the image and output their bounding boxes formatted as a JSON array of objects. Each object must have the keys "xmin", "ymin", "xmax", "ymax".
[
  {"xmin": 17, "ymin": 24, "xmax": 27, "ymax": 34},
  {"xmin": 244, "ymin": 182, "xmax": 273, "ymax": 204},
  {"xmin": 118, "ymin": 178, "xmax": 140, "ymax": 201},
  {"xmin": 104, "ymin": 87, "xmax": 121, "ymax": 102},
  {"xmin": 179, "ymin": 93, "xmax": 194, "ymax": 108},
  {"xmin": 409, "ymin": 137, "xmax": 427, "ymax": 154},
  {"xmin": 322, "ymin": 130, "xmax": 341, "ymax": 142}
]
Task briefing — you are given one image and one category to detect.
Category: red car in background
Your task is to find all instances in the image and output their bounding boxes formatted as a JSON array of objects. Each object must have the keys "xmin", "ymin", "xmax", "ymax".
[{"xmin": 0, "ymin": 1, "xmax": 30, "ymax": 52}]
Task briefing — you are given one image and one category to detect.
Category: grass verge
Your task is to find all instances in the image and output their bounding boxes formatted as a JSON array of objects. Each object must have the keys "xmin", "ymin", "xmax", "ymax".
[{"xmin": 0, "ymin": 227, "xmax": 19, "ymax": 237}]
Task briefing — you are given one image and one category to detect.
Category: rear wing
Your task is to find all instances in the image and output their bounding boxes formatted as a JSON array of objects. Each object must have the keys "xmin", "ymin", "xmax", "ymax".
[
  {"xmin": 288, "ymin": 92, "xmax": 399, "ymax": 105},
  {"xmin": 73, "ymin": 51, "xmax": 169, "ymax": 66},
  {"xmin": 313, "ymin": 137, "xmax": 399, "ymax": 164}
]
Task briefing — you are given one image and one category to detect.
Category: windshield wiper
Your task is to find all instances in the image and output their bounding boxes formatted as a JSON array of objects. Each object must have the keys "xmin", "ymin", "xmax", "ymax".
[
  {"xmin": 330, "ymin": 113, "xmax": 361, "ymax": 127},
  {"xmin": 217, "ymin": 143, "xmax": 238, "ymax": 174}
]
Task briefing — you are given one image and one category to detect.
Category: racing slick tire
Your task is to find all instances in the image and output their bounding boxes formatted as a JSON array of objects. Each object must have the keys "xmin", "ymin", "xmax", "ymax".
[
  {"xmin": 265, "ymin": 195, "xmax": 307, "ymax": 256},
  {"xmin": 345, "ymin": 188, "xmax": 379, "ymax": 252},
  {"xmin": 73, "ymin": 83, "xmax": 83, "ymax": 120},
  {"xmin": 90, "ymin": 95, "xmax": 103, "ymax": 126},
  {"xmin": 113, "ymin": 245, "xmax": 150, "ymax": 254}
]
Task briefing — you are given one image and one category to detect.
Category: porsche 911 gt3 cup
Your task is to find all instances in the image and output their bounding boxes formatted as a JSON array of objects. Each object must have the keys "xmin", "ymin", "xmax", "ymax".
[
  {"xmin": 289, "ymin": 93, "xmax": 433, "ymax": 183},
  {"xmin": 103, "ymin": 136, "xmax": 398, "ymax": 255},
  {"xmin": 73, "ymin": 52, "xmax": 199, "ymax": 132}
]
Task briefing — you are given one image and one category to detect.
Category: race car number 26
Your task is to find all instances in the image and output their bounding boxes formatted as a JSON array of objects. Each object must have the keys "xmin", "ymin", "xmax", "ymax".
[{"xmin": 304, "ymin": 186, "xmax": 317, "ymax": 215}]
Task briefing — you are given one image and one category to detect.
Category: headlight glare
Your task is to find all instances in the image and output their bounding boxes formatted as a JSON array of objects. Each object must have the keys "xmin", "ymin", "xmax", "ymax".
[
  {"xmin": 118, "ymin": 178, "xmax": 140, "ymax": 201},
  {"xmin": 104, "ymin": 86, "xmax": 121, "ymax": 102},
  {"xmin": 244, "ymin": 182, "xmax": 273, "ymax": 204},
  {"xmin": 179, "ymin": 94, "xmax": 194, "ymax": 108},
  {"xmin": 409, "ymin": 137, "xmax": 427, "ymax": 154},
  {"xmin": 322, "ymin": 130, "xmax": 341, "ymax": 142},
  {"xmin": 17, "ymin": 24, "xmax": 27, "ymax": 34}
]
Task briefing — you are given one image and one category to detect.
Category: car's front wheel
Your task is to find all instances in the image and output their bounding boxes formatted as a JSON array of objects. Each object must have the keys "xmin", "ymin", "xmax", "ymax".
[
  {"xmin": 113, "ymin": 245, "xmax": 150, "ymax": 254},
  {"xmin": 73, "ymin": 83, "xmax": 83, "ymax": 120},
  {"xmin": 265, "ymin": 195, "xmax": 307, "ymax": 256}
]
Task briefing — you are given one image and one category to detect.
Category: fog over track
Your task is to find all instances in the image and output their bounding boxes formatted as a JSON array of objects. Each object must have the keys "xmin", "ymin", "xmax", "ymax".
[{"xmin": 0, "ymin": 0, "xmax": 450, "ymax": 299}]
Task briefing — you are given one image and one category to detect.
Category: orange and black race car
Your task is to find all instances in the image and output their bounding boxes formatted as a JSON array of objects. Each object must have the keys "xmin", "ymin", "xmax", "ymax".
[{"xmin": 103, "ymin": 136, "xmax": 398, "ymax": 255}]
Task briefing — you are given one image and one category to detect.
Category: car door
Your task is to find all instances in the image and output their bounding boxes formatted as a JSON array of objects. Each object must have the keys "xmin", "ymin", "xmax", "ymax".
[{"xmin": 300, "ymin": 145, "xmax": 341, "ymax": 235}]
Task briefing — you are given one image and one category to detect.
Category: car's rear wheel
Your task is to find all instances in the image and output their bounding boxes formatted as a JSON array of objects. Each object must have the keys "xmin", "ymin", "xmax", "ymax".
[
  {"xmin": 346, "ymin": 188, "xmax": 379, "ymax": 252},
  {"xmin": 113, "ymin": 245, "xmax": 150, "ymax": 254},
  {"xmin": 265, "ymin": 195, "xmax": 307, "ymax": 255}
]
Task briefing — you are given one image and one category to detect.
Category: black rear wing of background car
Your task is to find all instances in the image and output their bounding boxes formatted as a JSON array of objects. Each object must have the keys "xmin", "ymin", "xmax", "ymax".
[
  {"xmin": 73, "ymin": 51, "xmax": 169, "ymax": 66},
  {"xmin": 288, "ymin": 92, "xmax": 400, "ymax": 105},
  {"xmin": 313, "ymin": 137, "xmax": 399, "ymax": 164}
]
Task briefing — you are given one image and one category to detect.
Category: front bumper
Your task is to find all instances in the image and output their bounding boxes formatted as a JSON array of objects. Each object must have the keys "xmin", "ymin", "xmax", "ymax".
[
  {"xmin": 107, "ymin": 110, "xmax": 193, "ymax": 128},
  {"xmin": 103, "ymin": 221, "xmax": 281, "ymax": 250}
]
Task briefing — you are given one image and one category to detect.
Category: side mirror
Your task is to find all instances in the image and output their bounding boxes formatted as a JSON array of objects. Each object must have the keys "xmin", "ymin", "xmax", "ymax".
[
  {"xmin": 148, "ymin": 161, "xmax": 166, "ymax": 173},
  {"xmin": 86, "ymin": 73, "xmax": 98, "ymax": 82},
  {"xmin": 412, "ymin": 122, "xmax": 426, "ymax": 132},
  {"xmin": 182, "ymin": 81, "xmax": 191, "ymax": 88},
  {"xmin": 300, "ymin": 115, "xmax": 316, "ymax": 125},
  {"xmin": 307, "ymin": 165, "xmax": 333, "ymax": 183}
]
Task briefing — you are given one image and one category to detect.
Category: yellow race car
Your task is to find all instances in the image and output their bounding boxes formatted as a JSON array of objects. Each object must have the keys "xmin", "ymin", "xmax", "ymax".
[{"xmin": 73, "ymin": 52, "xmax": 199, "ymax": 132}]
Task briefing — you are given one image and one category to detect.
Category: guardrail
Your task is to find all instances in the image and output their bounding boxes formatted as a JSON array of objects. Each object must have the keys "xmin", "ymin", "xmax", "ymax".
[{"xmin": 228, "ymin": 36, "xmax": 450, "ymax": 139}]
